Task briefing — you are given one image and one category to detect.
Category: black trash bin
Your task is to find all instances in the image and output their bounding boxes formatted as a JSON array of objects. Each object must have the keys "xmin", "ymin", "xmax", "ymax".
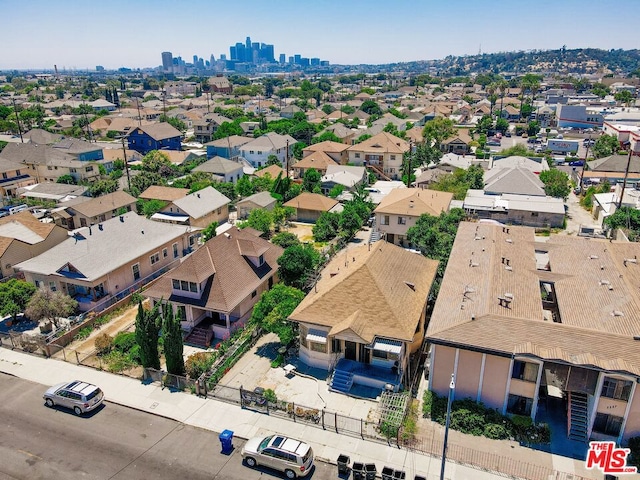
[
  {"xmin": 352, "ymin": 462, "xmax": 365, "ymax": 480},
  {"xmin": 364, "ymin": 463, "xmax": 377, "ymax": 480},
  {"xmin": 414, "ymin": 476, "xmax": 427, "ymax": 480},
  {"xmin": 337, "ymin": 455, "xmax": 350, "ymax": 475},
  {"xmin": 219, "ymin": 429, "xmax": 234, "ymax": 454},
  {"xmin": 381, "ymin": 466, "xmax": 394, "ymax": 480},
  {"xmin": 393, "ymin": 470, "xmax": 406, "ymax": 480}
]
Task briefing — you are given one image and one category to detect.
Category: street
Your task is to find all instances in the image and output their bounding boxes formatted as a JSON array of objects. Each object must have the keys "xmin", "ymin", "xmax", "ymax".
[{"xmin": 0, "ymin": 373, "xmax": 335, "ymax": 480}]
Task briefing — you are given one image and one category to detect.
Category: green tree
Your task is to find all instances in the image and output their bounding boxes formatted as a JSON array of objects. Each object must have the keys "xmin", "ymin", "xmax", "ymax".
[
  {"xmin": 236, "ymin": 175, "xmax": 255, "ymax": 197},
  {"xmin": 422, "ymin": 117, "xmax": 457, "ymax": 148},
  {"xmin": 201, "ymin": 221, "xmax": 219, "ymax": 242},
  {"xmin": 338, "ymin": 205, "xmax": 363, "ymax": 240},
  {"xmin": 245, "ymin": 208, "xmax": 273, "ymax": 236},
  {"xmin": 271, "ymin": 232, "xmax": 300, "ymax": 249},
  {"xmin": 213, "ymin": 182, "xmax": 236, "ymax": 202},
  {"xmin": 277, "ymin": 244, "xmax": 321, "ymax": 291},
  {"xmin": 137, "ymin": 199, "xmax": 166, "ymax": 217},
  {"xmin": 406, "ymin": 208, "xmax": 466, "ymax": 292},
  {"xmin": 0, "ymin": 279, "xmax": 36, "ymax": 321},
  {"xmin": 539, "ymin": 169, "xmax": 570, "ymax": 198},
  {"xmin": 266, "ymin": 154, "xmax": 281, "ymax": 166},
  {"xmin": 56, "ymin": 174, "xmax": 75, "ymax": 185},
  {"xmin": 604, "ymin": 206, "xmax": 640, "ymax": 236},
  {"xmin": 302, "ymin": 168, "xmax": 321, "ymax": 192},
  {"xmin": 250, "ymin": 284, "xmax": 305, "ymax": 345},
  {"xmin": 360, "ymin": 99, "xmax": 382, "ymax": 115},
  {"xmin": 313, "ymin": 211, "xmax": 340, "ymax": 242},
  {"xmin": 134, "ymin": 301, "xmax": 161, "ymax": 369},
  {"xmin": 272, "ymin": 205, "xmax": 294, "ymax": 232},
  {"xmin": 159, "ymin": 115, "xmax": 187, "ymax": 133},
  {"xmin": 141, "ymin": 150, "xmax": 175, "ymax": 177},
  {"xmin": 312, "ymin": 130, "xmax": 341, "ymax": 144},
  {"xmin": 213, "ymin": 121, "xmax": 244, "ymax": 140},
  {"xmin": 88, "ymin": 178, "xmax": 119, "ymax": 197},
  {"xmin": 593, "ymin": 134, "xmax": 621, "ymax": 159},
  {"xmin": 161, "ymin": 302, "xmax": 185, "ymax": 376},
  {"xmin": 614, "ymin": 90, "xmax": 633, "ymax": 106},
  {"xmin": 25, "ymin": 288, "xmax": 78, "ymax": 329},
  {"xmin": 466, "ymin": 164, "xmax": 485, "ymax": 190},
  {"xmin": 328, "ymin": 184, "xmax": 344, "ymax": 198}
]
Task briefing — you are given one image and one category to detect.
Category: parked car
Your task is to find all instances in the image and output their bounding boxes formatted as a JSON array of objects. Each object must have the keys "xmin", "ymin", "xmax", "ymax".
[
  {"xmin": 486, "ymin": 138, "xmax": 501, "ymax": 146},
  {"xmin": 241, "ymin": 434, "xmax": 314, "ymax": 479},
  {"xmin": 43, "ymin": 380, "xmax": 104, "ymax": 415},
  {"xmin": 569, "ymin": 160, "xmax": 584, "ymax": 167},
  {"xmin": 504, "ymin": 131, "xmax": 512, "ymax": 137}
]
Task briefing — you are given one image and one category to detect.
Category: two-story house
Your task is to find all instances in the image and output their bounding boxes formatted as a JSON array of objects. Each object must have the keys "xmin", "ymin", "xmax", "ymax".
[
  {"xmin": 346, "ymin": 132, "xmax": 409, "ymax": 181},
  {"xmin": 16, "ymin": 212, "xmax": 193, "ymax": 312},
  {"xmin": 238, "ymin": 132, "xmax": 297, "ymax": 169},
  {"xmin": 0, "ymin": 157, "xmax": 35, "ymax": 199},
  {"xmin": 205, "ymin": 135, "xmax": 253, "ymax": 160},
  {"xmin": 373, "ymin": 188, "xmax": 453, "ymax": 247},
  {"xmin": 0, "ymin": 211, "xmax": 68, "ymax": 279},
  {"xmin": 143, "ymin": 226, "xmax": 283, "ymax": 346},
  {"xmin": 302, "ymin": 141, "xmax": 350, "ymax": 165},
  {"xmin": 192, "ymin": 156, "xmax": 244, "ymax": 183},
  {"xmin": 127, "ymin": 123, "xmax": 182, "ymax": 154},
  {"xmin": 193, "ymin": 113, "xmax": 231, "ymax": 143},
  {"xmin": 289, "ymin": 241, "xmax": 438, "ymax": 395}
]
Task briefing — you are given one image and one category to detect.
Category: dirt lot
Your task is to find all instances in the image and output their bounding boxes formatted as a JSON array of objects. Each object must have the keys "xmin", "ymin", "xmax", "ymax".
[{"xmin": 282, "ymin": 222, "xmax": 315, "ymax": 242}]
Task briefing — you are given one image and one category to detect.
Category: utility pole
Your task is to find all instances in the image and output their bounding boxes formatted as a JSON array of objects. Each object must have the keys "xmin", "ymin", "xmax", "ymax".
[
  {"xmin": 440, "ymin": 374, "xmax": 456, "ymax": 480},
  {"xmin": 12, "ymin": 98, "xmax": 24, "ymax": 143},
  {"xmin": 285, "ymin": 139, "xmax": 290, "ymax": 178},
  {"xmin": 120, "ymin": 136, "xmax": 131, "ymax": 192},
  {"xmin": 617, "ymin": 148, "xmax": 633, "ymax": 209},
  {"xmin": 406, "ymin": 140, "xmax": 413, "ymax": 188},
  {"xmin": 136, "ymin": 100, "xmax": 142, "ymax": 126},
  {"xmin": 578, "ymin": 136, "xmax": 592, "ymax": 196}
]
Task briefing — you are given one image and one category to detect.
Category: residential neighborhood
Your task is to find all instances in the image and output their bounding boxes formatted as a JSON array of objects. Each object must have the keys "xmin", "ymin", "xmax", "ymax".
[{"xmin": 1, "ymin": 31, "xmax": 640, "ymax": 480}]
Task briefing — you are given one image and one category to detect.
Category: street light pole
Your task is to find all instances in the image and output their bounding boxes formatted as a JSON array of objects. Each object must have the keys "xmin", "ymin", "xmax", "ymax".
[
  {"xmin": 120, "ymin": 136, "xmax": 131, "ymax": 192},
  {"xmin": 439, "ymin": 374, "xmax": 455, "ymax": 480}
]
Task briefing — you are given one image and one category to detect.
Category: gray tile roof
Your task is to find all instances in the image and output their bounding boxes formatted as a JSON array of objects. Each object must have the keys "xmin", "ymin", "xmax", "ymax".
[
  {"xmin": 172, "ymin": 186, "xmax": 230, "ymax": 219},
  {"xmin": 135, "ymin": 123, "xmax": 182, "ymax": 141},
  {"xmin": 15, "ymin": 212, "xmax": 188, "ymax": 281},
  {"xmin": 484, "ymin": 167, "xmax": 546, "ymax": 196},
  {"xmin": 193, "ymin": 156, "xmax": 243, "ymax": 175}
]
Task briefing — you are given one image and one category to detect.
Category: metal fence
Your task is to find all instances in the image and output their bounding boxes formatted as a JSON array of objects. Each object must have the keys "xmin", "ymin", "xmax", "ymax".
[{"xmin": 143, "ymin": 368, "xmax": 196, "ymax": 392}]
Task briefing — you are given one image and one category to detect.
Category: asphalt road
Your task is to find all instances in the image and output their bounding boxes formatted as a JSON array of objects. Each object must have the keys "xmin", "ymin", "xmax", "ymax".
[{"xmin": 0, "ymin": 373, "xmax": 335, "ymax": 480}]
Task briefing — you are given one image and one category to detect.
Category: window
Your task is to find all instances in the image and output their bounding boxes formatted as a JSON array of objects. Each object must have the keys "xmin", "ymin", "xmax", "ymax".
[
  {"xmin": 355, "ymin": 153, "xmax": 361, "ymax": 159},
  {"xmin": 512, "ymin": 361, "xmax": 539, "ymax": 383},
  {"xmin": 132, "ymin": 263, "xmax": 140, "ymax": 281},
  {"xmin": 310, "ymin": 341, "xmax": 327, "ymax": 353},
  {"xmin": 381, "ymin": 215, "xmax": 389, "ymax": 226},
  {"xmin": 49, "ymin": 281, "xmax": 57, "ymax": 292},
  {"xmin": 601, "ymin": 377, "xmax": 633, "ymax": 401},
  {"xmin": 251, "ymin": 290, "xmax": 257, "ymax": 298},
  {"xmin": 217, "ymin": 208, "xmax": 221, "ymax": 214},
  {"xmin": 173, "ymin": 243, "xmax": 179, "ymax": 258},
  {"xmin": 531, "ymin": 212, "xmax": 539, "ymax": 217},
  {"xmin": 507, "ymin": 394, "xmax": 533, "ymax": 416},
  {"xmin": 70, "ymin": 168, "xmax": 77, "ymax": 173},
  {"xmin": 593, "ymin": 413, "xmax": 623, "ymax": 437},
  {"xmin": 85, "ymin": 166, "xmax": 93, "ymax": 172},
  {"xmin": 331, "ymin": 338, "xmax": 342, "ymax": 353},
  {"xmin": 163, "ymin": 248, "xmax": 168, "ymax": 258},
  {"xmin": 258, "ymin": 254, "xmax": 264, "ymax": 265},
  {"xmin": 176, "ymin": 305, "xmax": 186, "ymax": 321},
  {"xmin": 1, "ymin": 173, "xmax": 6, "ymax": 179},
  {"xmin": 250, "ymin": 150, "xmax": 255, "ymax": 155},
  {"xmin": 35, "ymin": 280, "xmax": 43, "ymax": 288},
  {"xmin": 150, "ymin": 252, "xmax": 160, "ymax": 265},
  {"xmin": 172, "ymin": 279, "xmax": 180, "ymax": 290},
  {"xmin": 390, "ymin": 155, "xmax": 396, "ymax": 160},
  {"xmin": 16, "ymin": 170, "xmax": 20, "ymax": 175},
  {"xmin": 181, "ymin": 280, "xmax": 189, "ymax": 291},
  {"xmin": 398, "ymin": 216, "xmax": 406, "ymax": 225},
  {"xmin": 189, "ymin": 282, "xmax": 198, "ymax": 293}
]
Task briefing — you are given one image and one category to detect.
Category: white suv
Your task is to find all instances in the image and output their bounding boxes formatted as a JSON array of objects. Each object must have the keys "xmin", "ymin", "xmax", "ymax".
[
  {"xmin": 43, "ymin": 380, "xmax": 104, "ymax": 415},
  {"xmin": 241, "ymin": 434, "xmax": 314, "ymax": 478}
]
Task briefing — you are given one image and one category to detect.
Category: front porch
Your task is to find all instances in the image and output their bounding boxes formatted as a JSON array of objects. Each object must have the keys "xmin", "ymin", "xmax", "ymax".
[
  {"xmin": 183, "ymin": 310, "xmax": 248, "ymax": 349},
  {"xmin": 330, "ymin": 358, "xmax": 402, "ymax": 398}
]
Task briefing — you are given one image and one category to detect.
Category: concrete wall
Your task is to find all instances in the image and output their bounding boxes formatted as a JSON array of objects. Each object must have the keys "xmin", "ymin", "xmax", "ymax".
[
  {"xmin": 509, "ymin": 378, "xmax": 537, "ymax": 399},
  {"xmin": 430, "ymin": 344, "xmax": 456, "ymax": 397},
  {"xmin": 455, "ymin": 349, "xmax": 482, "ymax": 400},
  {"xmin": 479, "ymin": 354, "xmax": 511, "ymax": 410},
  {"xmin": 623, "ymin": 386, "xmax": 640, "ymax": 442}
]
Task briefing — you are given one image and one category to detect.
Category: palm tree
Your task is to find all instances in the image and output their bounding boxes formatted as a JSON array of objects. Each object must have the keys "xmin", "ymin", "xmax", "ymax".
[{"xmin": 497, "ymin": 80, "xmax": 508, "ymax": 121}]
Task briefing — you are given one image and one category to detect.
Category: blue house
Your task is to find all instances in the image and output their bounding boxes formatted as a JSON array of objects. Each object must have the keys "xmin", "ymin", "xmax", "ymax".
[
  {"xmin": 204, "ymin": 135, "xmax": 252, "ymax": 160},
  {"xmin": 127, "ymin": 123, "xmax": 182, "ymax": 154}
]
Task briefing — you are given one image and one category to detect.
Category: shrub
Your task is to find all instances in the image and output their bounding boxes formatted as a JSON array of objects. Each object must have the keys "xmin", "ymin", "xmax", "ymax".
[
  {"xmin": 112, "ymin": 331, "xmax": 137, "ymax": 353},
  {"xmin": 95, "ymin": 333, "xmax": 113, "ymax": 355},
  {"xmin": 74, "ymin": 326, "xmax": 93, "ymax": 341},
  {"xmin": 271, "ymin": 353, "xmax": 284, "ymax": 368},
  {"xmin": 127, "ymin": 344, "xmax": 141, "ymax": 364},
  {"xmin": 263, "ymin": 388, "xmax": 277, "ymax": 403},
  {"xmin": 185, "ymin": 352, "xmax": 216, "ymax": 379},
  {"xmin": 450, "ymin": 409, "xmax": 485, "ymax": 436},
  {"xmin": 483, "ymin": 423, "xmax": 510, "ymax": 440}
]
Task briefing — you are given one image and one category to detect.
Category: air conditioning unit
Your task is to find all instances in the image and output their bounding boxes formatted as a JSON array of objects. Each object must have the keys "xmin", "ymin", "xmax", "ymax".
[{"xmin": 385, "ymin": 384, "xmax": 394, "ymax": 392}]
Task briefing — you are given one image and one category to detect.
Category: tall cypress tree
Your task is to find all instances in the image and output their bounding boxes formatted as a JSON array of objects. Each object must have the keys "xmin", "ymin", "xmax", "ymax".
[
  {"xmin": 135, "ymin": 301, "xmax": 161, "ymax": 369},
  {"xmin": 162, "ymin": 302, "xmax": 185, "ymax": 376},
  {"xmin": 112, "ymin": 87, "xmax": 119, "ymax": 107}
]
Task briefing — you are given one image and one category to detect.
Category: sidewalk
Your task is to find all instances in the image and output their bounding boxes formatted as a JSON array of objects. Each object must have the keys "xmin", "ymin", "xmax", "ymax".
[{"xmin": 0, "ymin": 347, "xmax": 595, "ymax": 480}]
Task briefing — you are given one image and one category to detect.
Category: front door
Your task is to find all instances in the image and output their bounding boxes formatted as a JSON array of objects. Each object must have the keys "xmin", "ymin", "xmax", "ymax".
[
  {"xmin": 359, "ymin": 344, "xmax": 370, "ymax": 364},
  {"xmin": 345, "ymin": 341, "xmax": 357, "ymax": 361}
]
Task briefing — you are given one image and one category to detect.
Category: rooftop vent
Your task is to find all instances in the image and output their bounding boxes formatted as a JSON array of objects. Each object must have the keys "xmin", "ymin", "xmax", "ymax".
[
  {"xmin": 589, "ymin": 255, "xmax": 599, "ymax": 260},
  {"xmin": 599, "ymin": 279, "xmax": 610, "ymax": 286},
  {"xmin": 504, "ymin": 293, "xmax": 514, "ymax": 300},
  {"xmin": 506, "ymin": 238, "xmax": 513, "ymax": 244},
  {"xmin": 623, "ymin": 258, "xmax": 637, "ymax": 266},
  {"xmin": 469, "ymin": 260, "xmax": 479, "ymax": 267},
  {"xmin": 119, "ymin": 216, "xmax": 124, "ymax": 222},
  {"xmin": 505, "ymin": 265, "xmax": 513, "ymax": 271},
  {"xmin": 404, "ymin": 281, "xmax": 415, "ymax": 291},
  {"xmin": 224, "ymin": 232, "xmax": 231, "ymax": 238},
  {"xmin": 611, "ymin": 310, "xmax": 624, "ymax": 317}
]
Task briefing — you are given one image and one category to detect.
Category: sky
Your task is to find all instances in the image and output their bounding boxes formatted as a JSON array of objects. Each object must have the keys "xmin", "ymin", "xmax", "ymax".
[{"xmin": 1, "ymin": 0, "xmax": 638, "ymax": 70}]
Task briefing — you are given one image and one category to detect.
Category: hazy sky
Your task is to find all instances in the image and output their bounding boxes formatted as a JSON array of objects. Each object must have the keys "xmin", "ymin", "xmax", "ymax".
[{"xmin": 1, "ymin": 0, "xmax": 637, "ymax": 70}]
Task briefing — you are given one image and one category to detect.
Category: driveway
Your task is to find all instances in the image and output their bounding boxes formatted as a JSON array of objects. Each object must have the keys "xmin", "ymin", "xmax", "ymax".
[{"xmin": 562, "ymin": 191, "xmax": 601, "ymax": 236}]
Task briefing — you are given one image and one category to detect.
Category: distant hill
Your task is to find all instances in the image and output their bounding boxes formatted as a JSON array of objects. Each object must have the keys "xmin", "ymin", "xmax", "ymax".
[{"xmin": 404, "ymin": 48, "xmax": 640, "ymax": 77}]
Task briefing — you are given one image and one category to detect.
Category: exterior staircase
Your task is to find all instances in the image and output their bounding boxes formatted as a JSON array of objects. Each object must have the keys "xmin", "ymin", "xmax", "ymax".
[
  {"xmin": 369, "ymin": 230, "xmax": 382, "ymax": 243},
  {"xmin": 568, "ymin": 391, "xmax": 589, "ymax": 442},
  {"xmin": 184, "ymin": 327, "xmax": 212, "ymax": 348},
  {"xmin": 367, "ymin": 164, "xmax": 392, "ymax": 181},
  {"xmin": 330, "ymin": 369, "xmax": 354, "ymax": 393}
]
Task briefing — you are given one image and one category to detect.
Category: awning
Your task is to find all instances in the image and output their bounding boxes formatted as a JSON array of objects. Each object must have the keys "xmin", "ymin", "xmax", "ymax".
[
  {"xmin": 151, "ymin": 212, "xmax": 190, "ymax": 223},
  {"xmin": 372, "ymin": 338, "xmax": 402, "ymax": 354},
  {"xmin": 307, "ymin": 329, "xmax": 327, "ymax": 344}
]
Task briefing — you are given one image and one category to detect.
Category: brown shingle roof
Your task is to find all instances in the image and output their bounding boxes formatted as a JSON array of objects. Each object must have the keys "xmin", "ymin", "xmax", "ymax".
[
  {"xmin": 144, "ymin": 227, "xmax": 283, "ymax": 313},
  {"xmin": 294, "ymin": 151, "xmax": 338, "ymax": 171},
  {"xmin": 283, "ymin": 192, "xmax": 338, "ymax": 212},
  {"xmin": 374, "ymin": 188, "xmax": 452, "ymax": 216},
  {"xmin": 347, "ymin": 132, "xmax": 409, "ymax": 155},
  {"xmin": 139, "ymin": 185, "xmax": 189, "ymax": 202},
  {"xmin": 428, "ymin": 221, "xmax": 640, "ymax": 376},
  {"xmin": 254, "ymin": 164, "xmax": 284, "ymax": 179},
  {"xmin": 0, "ymin": 211, "xmax": 60, "ymax": 256},
  {"xmin": 70, "ymin": 191, "xmax": 137, "ymax": 218},
  {"xmin": 289, "ymin": 241, "xmax": 438, "ymax": 342},
  {"xmin": 135, "ymin": 123, "xmax": 182, "ymax": 141}
]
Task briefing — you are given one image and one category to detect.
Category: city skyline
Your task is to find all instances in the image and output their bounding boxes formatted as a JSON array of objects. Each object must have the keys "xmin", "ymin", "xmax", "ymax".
[{"xmin": 1, "ymin": 0, "xmax": 638, "ymax": 70}]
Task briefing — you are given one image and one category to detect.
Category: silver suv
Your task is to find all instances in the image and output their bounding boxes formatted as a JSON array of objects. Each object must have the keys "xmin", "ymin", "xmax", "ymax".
[
  {"xmin": 43, "ymin": 380, "xmax": 104, "ymax": 415},
  {"xmin": 241, "ymin": 434, "xmax": 314, "ymax": 478}
]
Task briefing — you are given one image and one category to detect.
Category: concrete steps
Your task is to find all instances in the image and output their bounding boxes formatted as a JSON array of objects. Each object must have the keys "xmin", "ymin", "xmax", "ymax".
[
  {"xmin": 330, "ymin": 369, "xmax": 354, "ymax": 393},
  {"xmin": 568, "ymin": 391, "xmax": 588, "ymax": 442}
]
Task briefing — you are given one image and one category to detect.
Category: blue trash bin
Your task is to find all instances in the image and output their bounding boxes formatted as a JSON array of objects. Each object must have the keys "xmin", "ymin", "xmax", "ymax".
[{"xmin": 219, "ymin": 429, "xmax": 234, "ymax": 453}]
